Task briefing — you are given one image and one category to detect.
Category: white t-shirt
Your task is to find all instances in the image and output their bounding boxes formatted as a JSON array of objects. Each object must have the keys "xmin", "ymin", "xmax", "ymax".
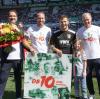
[
  {"xmin": 26, "ymin": 24, "xmax": 51, "ymax": 53},
  {"xmin": 76, "ymin": 25, "xmax": 100, "ymax": 59},
  {"xmin": 7, "ymin": 43, "xmax": 21, "ymax": 60}
]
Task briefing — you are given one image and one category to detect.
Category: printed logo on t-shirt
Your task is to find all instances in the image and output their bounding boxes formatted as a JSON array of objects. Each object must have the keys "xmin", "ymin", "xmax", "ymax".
[
  {"xmin": 59, "ymin": 40, "xmax": 70, "ymax": 45},
  {"xmin": 30, "ymin": 33, "xmax": 45, "ymax": 44},
  {"xmin": 83, "ymin": 32, "xmax": 96, "ymax": 42},
  {"xmin": 38, "ymin": 34, "xmax": 45, "ymax": 41}
]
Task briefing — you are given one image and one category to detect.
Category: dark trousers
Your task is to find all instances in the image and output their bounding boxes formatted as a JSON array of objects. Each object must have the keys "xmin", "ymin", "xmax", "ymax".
[
  {"xmin": 0, "ymin": 60, "xmax": 22, "ymax": 99},
  {"xmin": 86, "ymin": 58, "xmax": 100, "ymax": 95}
]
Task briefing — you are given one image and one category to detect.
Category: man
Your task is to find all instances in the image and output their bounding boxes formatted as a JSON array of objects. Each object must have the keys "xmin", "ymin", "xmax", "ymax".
[
  {"xmin": 50, "ymin": 15, "xmax": 75, "ymax": 55},
  {"xmin": 76, "ymin": 12, "xmax": 100, "ymax": 99},
  {"xmin": 50, "ymin": 15, "xmax": 76, "ymax": 99},
  {"xmin": 0, "ymin": 10, "xmax": 23, "ymax": 99},
  {"xmin": 23, "ymin": 11, "xmax": 51, "ymax": 53}
]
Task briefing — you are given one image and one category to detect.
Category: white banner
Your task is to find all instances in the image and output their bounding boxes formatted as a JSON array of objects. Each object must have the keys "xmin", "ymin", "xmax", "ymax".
[{"xmin": 24, "ymin": 53, "xmax": 72, "ymax": 99}]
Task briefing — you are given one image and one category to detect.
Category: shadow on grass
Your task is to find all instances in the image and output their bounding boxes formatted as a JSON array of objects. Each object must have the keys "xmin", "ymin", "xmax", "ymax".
[
  {"xmin": 3, "ymin": 91, "xmax": 16, "ymax": 99},
  {"xmin": 70, "ymin": 80, "xmax": 76, "ymax": 99},
  {"xmin": 70, "ymin": 94, "xmax": 75, "ymax": 99},
  {"xmin": 3, "ymin": 90, "xmax": 24, "ymax": 99}
]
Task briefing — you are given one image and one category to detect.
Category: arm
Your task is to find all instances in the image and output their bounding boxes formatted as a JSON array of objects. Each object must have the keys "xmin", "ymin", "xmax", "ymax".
[
  {"xmin": 50, "ymin": 45, "xmax": 62, "ymax": 57},
  {"xmin": 82, "ymin": 59, "xmax": 87, "ymax": 77},
  {"xmin": 82, "ymin": 51, "xmax": 87, "ymax": 77},
  {"xmin": 23, "ymin": 26, "xmax": 37, "ymax": 55},
  {"xmin": 22, "ymin": 38, "xmax": 36, "ymax": 55},
  {"xmin": 49, "ymin": 32, "xmax": 62, "ymax": 56}
]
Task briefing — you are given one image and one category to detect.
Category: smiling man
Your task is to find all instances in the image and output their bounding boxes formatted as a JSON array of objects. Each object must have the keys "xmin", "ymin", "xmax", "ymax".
[
  {"xmin": 50, "ymin": 15, "xmax": 76, "ymax": 56},
  {"xmin": 23, "ymin": 11, "xmax": 51, "ymax": 54},
  {"xmin": 76, "ymin": 12, "xmax": 100, "ymax": 99},
  {"xmin": 0, "ymin": 10, "xmax": 23, "ymax": 99}
]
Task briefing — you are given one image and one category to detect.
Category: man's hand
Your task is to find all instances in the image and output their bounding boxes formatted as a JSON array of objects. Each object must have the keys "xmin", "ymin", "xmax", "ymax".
[
  {"xmin": 56, "ymin": 49, "xmax": 62, "ymax": 57},
  {"xmin": 29, "ymin": 46, "xmax": 36, "ymax": 56},
  {"xmin": 82, "ymin": 70, "xmax": 87, "ymax": 77},
  {"xmin": 51, "ymin": 45, "xmax": 62, "ymax": 57}
]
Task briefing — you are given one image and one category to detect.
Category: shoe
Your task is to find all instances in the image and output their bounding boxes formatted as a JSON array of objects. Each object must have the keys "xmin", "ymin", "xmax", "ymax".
[
  {"xmin": 88, "ymin": 95, "xmax": 95, "ymax": 99},
  {"xmin": 17, "ymin": 98, "xmax": 22, "ymax": 99}
]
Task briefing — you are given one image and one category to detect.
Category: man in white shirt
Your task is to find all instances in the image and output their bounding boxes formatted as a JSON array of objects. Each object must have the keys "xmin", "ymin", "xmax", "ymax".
[
  {"xmin": 0, "ymin": 10, "xmax": 23, "ymax": 99},
  {"xmin": 23, "ymin": 11, "xmax": 51, "ymax": 53},
  {"xmin": 76, "ymin": 12, "xmax": 100, "ymax": 99}
]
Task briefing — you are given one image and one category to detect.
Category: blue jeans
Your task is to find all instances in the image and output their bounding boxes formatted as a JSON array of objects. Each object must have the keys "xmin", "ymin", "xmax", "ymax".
[
  {"xmin": 87, "ymin": 58, "xmax": 100, "ymax": 95},
  {"xmin": 0, "ymin": 60, "xmax": 22, "ymax": 99},
  {"xmin": 74, "ymin": 76, "xmax": 87, "ymax": 98}
]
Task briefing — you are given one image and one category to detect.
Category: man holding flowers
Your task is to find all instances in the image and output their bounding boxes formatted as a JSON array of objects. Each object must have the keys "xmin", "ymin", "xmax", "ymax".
[{"xmin": 0, "ymin": 10, "xmax": 23, "ymax": 99}]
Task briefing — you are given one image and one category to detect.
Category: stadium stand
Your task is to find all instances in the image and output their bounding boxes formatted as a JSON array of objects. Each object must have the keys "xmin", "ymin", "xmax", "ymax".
[{"xmin": 0, "ymin": 1, "xmax": 100, "ymax": 32}]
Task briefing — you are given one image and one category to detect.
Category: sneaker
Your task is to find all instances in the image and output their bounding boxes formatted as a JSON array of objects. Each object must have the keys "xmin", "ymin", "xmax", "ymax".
[{"xmin": 88, "ymin": 95, "xmax": 95, "ymax": 99}]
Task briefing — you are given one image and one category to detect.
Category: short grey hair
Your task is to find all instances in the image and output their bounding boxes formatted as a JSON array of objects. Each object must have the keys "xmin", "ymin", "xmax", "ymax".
[{"xmin": 82, "ymin": 12, "xmax": 92, "ymax": 20}]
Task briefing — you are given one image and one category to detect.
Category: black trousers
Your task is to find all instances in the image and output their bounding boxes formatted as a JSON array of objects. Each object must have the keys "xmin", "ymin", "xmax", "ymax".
[
  {"xmin": 0, "ymin": 60, "xmax": 23, "ymax": 99},
  {"xmin": 86, "ymin": 58, "xmax": 100, "ymax": 95}
]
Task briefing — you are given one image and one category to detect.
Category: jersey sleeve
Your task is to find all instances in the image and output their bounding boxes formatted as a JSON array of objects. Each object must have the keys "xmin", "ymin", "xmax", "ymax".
[
  {"xmin": 24, "ymin": 27, "xmax": 32, "ymax": 39},
  {"xmin": 97, "ymin": 26, "xmax": 100, "ymax": 38},
  {"xmin": 47, "ymin": 28, "xmax": 52, "ymax": 39}
]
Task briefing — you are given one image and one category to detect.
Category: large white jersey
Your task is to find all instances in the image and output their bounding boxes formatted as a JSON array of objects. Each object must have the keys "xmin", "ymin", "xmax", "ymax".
[
  {"xmin": 26, "ymin": 24, "xmax": 51, "ymax": 53},
  {"xmin": 76, "ymin": 25, "xmax": 100, "ymax": 59}
]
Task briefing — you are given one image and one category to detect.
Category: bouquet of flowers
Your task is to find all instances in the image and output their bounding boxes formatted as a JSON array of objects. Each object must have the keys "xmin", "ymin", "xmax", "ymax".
[{"xmin": 0, "ymin": 23, "xmax": 23, "ymax": 47}]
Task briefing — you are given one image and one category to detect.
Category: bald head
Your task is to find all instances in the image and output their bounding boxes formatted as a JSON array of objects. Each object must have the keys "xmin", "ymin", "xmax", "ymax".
[
  {"xmin": 36, "ymin": 12, "xmax": 46, "ymax": 27},
  {"xmin": 37, "ymin": 12, "xmax": 45, "ymax": 18}
]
